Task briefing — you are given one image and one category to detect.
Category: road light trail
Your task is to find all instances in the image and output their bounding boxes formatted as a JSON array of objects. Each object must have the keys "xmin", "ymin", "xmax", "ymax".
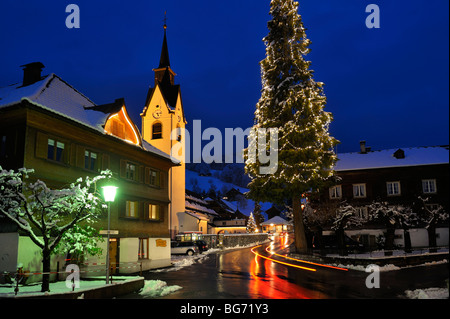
[
  {"xmin": 265, "ymin": 246, "xmax": 349, "ymax": 272},
  {"xmin": 251, "ymin": 245, "xmax": 317, "ymax": 272}
]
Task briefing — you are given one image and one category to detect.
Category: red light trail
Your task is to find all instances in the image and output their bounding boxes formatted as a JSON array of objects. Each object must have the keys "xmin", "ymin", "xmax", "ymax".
[
  {"xmin": 264, "ymin": 246, "xmax": 349, "ymax": 272},
  {"xmin": 251, "ymin": 245, "xmax": 316, "ymax": 272}
]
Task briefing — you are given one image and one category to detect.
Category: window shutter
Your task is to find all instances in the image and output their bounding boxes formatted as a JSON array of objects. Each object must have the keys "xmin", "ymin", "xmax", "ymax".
[
  {"xmin": 144, "ymin": 202, "xmax": 149, "ymax": 220},
  {"xmin": 160, "ymin": 171, "xmax": 166, "ymax": 188},
  {"xmin": 144, "ymin": 167, "xmax": 150, "ymax": 185},
  {"xmin": 139, "ymin": 201, "xmax": 144, "ymax": 219},
  {"xmin": 139, "ymin": 166, "xmax": 144, "ymax": 183},
  {"xmin": 120, "ymin": 159, "xmax": 127, "ymax": 178},
  {"xmin": 35, "ymin": 131, "xmax": 48, "ymax": 159},
  {"xmin": 76, "ymin": 145, "xmax": 85, "ymax": 168},
  {"xmin": 159, "ymin": 205, "xmax": 165, "ymax": 222},
  {"xmin": 102, "ymin": 153, "xmax": 110, "ymax": 170}
]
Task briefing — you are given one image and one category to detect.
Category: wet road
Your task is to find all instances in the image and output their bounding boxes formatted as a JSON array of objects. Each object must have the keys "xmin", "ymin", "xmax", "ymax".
[{"xmin": 123, "ymin": 236, "xmax": 448, "ymax": 299}]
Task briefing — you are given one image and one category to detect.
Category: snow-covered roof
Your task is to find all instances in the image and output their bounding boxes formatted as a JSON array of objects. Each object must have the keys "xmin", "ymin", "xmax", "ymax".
[
  {"xmin": 184, "ymin": 211, "xmax": 209, "ymax": 221},
  {"xmin": 260, "ymin": 216, "xmax": 291, "ymax": 226},
  {"xmin": 0, "ymin": 73, "xmax": 174, "ymax": 161},
  {"xmin": 334, "ymin": 146, "xmax": 449, "ymax": 171},
  {"xmin": 185, "ymin": 200, "xmax": 218, "ymax": 216}
]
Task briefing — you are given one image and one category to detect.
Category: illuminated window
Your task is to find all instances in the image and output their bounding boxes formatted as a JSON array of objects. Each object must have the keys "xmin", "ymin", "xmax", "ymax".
[
  {"xmin": 47, "ymin": 138, "xmax": 65, "ymax": 162},
  {"xmin": 329, "ymin": 185, "xmax": 342, "ymax": 199},
  {"xmin": 138, "ymin": 238, "xmax": 149, "ymax": 259},
  {"xmin": 84, "ymin": 150, "xmax": 98, "ymax": 171},
  {"xmin": 353, "ymin": 184, "xmax": 366, "ymax": 198},
  {"xmin": 148, "ymin": 204, "xmax": 160, "ymax": 220},
  {"xmin": 422, "ymin": 179, "xmax": 437, "ymax": 194},
  {"xmin": 387, "ymin": 181, "xmax": 401, "ymax": 196},
  {"xmin": 126, "ymin": 201, "xmax": 139, "ymax": 218},
  {"xmin": 152, "ymin": 122, "xmax": 162, "ymax": 139}
]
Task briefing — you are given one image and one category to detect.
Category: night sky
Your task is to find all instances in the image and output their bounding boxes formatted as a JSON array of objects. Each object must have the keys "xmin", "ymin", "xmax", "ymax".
[{"xmin": 1, "ymin": 0, "xmax": 448, "ymax": 153}]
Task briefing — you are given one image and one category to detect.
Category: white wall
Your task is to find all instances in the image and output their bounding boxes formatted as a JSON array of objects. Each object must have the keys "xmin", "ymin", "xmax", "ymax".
[
  {"xmin": 0, "ymin": 233, "xmax": 18, "ymax": 273},
  {"xmin": 437, "ymin": 227, "xmax": 449, "ymax": 246}
]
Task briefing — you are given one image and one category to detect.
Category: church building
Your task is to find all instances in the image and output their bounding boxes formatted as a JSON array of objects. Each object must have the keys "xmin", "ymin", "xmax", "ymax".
[{"xmin": 141, "ymin": 22, "xmax": 187, "ymax": 239}]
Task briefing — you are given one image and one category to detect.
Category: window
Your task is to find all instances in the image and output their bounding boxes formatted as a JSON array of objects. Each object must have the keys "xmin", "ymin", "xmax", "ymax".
[
  {"xmin": 176, "ymin": 124, "xmax": 182, "ymax": 142},
  {"xmin": 126, "ymin": 162, "xmax": 136, "ymax": 180},
  {"xmin": 138, "ymin": 238, "xmax": 149, "ymax": 259},
  {"xmin": 149, "ymin": 169, "xmax": 160, "ymax": 187},
  {"xmin": 387, "ymin": 181, "xmax": 401, "ymax": 196},
  {"xmin": 152, "ymin": 122, "xmax": 162, "ymax": 139},
  {"xmin": 353, "ymin": 184, "xmax": 366, "ymax": 198},
  {"xmin": 84, "ymin": 150, "xmax": 98, "ymax": 171},
  {"xmin": 356, "ymin": 207, "xmax": 369, "ymax": 219},
  {"xmin": 329, "ymin": 185, "xmax": 342, "ymax": 199},
  {"xmin": 422, "ymin": 179, "xmax": 437, "ymax": 194},
  {"xmin": 126, "ymin": 201, "xmax": 139, "ymax": 218},
  {"xmin": 47, "ymin": 138, "xmax": 65, "ymax": 162},
  {"xmin": 148, "ymin": 204, "xmax": 161, "ymax": 220}
]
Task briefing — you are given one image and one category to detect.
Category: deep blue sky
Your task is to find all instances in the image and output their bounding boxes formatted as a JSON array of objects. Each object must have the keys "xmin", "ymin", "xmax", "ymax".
[{"xmin": 1, "ymin": 0, "xmax": 448, "ymax": 153}]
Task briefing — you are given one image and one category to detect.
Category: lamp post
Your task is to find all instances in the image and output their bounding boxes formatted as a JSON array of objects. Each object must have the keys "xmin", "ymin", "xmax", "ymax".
[{"xmin": 102, "ymin": 185, "xmax": 118, "ymax": 285}]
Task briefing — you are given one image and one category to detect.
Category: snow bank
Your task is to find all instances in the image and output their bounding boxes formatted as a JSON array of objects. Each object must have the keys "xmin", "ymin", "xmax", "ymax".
[
  {"xmin": 404, "ymin": 288, "xmax": 449, "ymax": 299},
  {"xmin": 139, "ymin": 280, "xmax": 182, "ymax": 298}
]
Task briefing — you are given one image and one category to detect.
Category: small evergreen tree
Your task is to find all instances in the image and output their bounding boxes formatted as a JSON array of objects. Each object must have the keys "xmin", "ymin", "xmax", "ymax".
[
  {"xmin": 245, "ymin": 0, "xmax": 338, "ymax": 253},
  {"xmin": 247, "ymin": 212, "xmax": 257, "ymax": 233}
]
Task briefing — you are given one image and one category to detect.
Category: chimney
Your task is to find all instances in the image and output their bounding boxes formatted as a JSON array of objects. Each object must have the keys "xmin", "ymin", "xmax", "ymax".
[
  {"xmin": 20, "ymin": 62, "xmax": 45, "ymax": 87},
  {"xmin": 360, "ymin": 140, "xmax": 367, "ymax": 154}
]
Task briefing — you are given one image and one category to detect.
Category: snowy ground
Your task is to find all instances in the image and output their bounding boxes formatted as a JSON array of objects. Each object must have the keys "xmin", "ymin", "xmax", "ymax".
[
  {"xmin": 0, "ymin": 276, "xmax": 184, "ymax": 299},
  {"xmin": 0, "ymin": 276, "xmax": 141, "ymax": 298},
  {"xmin": 403, "ymin": 287, "xmax": 449, "ymax": 299}
]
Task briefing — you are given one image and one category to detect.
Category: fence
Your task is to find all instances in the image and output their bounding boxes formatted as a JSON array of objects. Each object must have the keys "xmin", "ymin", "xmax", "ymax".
[
  {"xmin": 203, "ymin": 233, "xmax": 269, "ymax": 249},
  {"xmin": 319, "ymin": 246, "xmax": 449, "ymax": 259}
]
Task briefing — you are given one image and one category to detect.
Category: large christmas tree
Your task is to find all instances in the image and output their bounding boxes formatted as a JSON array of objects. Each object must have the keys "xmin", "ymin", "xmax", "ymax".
[{"xmin": 245, "ymin": 0, "xmax": 338, "ymax": 253}]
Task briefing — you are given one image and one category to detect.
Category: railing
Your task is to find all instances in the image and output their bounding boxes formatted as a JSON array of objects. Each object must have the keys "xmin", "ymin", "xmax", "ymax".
[{"xmin": 314, "ymin": 246, "xmax": 449, "ymax": 259}]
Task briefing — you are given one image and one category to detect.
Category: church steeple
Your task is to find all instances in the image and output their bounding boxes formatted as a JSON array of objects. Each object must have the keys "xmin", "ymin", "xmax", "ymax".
[
  {"xmin": 154, "ymin": 14, "xmax": 175, "ymax": 85},
  {"xmin": 159, "ymin": 22, "xmax": 170, "ymax": 68}
]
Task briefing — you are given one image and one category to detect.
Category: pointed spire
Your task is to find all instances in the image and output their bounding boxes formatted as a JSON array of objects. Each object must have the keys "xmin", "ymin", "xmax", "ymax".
[{"xmin": 159, "ymin": 12, "xmax": 170, "ymax": 68}]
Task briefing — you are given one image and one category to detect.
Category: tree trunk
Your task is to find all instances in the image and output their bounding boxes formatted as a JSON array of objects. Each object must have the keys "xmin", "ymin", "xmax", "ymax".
[
  {"xmin": 384, "ymin": 224, "xmax": 395, "ymax": 256},
  {"xmin": 41, "ymin": 248, "xmax": 51, "ymax": 292},
  {"xmin": 403, "ymin": 228, "xmax": 412, "ymax": 253},
  {"xmin": 336, "ymin": 228, "xmax": 348, "ymax": 256},
  {"xmin": 292, "ymin": 195, "xmax": 308, "ymax": 254},
  {"xmin": 427, "ymin": 225, "xmax": 437, "ymax": 253}
]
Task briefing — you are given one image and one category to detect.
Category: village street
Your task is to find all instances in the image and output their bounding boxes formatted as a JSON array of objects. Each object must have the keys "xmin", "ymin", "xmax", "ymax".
[{"xmin": 121, "ymin": 235, "xmax": 449, "ymax": 299}]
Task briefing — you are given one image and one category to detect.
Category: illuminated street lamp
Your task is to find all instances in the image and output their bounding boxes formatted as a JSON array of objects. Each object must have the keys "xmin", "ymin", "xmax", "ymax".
[{"xmin": 102, "ymin": 186, "xmax": 118, "ymax": 284}]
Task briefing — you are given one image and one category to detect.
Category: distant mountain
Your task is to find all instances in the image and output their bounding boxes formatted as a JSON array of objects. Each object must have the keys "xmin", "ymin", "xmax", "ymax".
[{"xmin": 186, "ymin": 169, "xmax": 271, "ymax": 219}]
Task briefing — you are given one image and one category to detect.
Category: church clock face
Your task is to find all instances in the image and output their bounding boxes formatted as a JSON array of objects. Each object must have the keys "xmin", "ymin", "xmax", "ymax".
[{"xmin": 153, "ymin": 109, "xmax": 162, "ymax": 119}]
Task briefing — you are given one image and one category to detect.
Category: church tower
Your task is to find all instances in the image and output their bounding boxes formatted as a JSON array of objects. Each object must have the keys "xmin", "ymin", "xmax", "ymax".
[{"xmin": 141, "ymin": 21, "xmax": 186, "ymax": 239}]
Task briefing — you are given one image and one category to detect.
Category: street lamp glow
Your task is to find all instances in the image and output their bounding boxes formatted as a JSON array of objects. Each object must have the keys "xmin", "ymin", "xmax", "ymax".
[{"xmin": 102, "ymin": 186, "xmax": 118, "ymax": 202}]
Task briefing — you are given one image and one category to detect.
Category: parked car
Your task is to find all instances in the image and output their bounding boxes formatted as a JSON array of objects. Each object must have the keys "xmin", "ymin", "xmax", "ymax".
[
  {"xmin": 195, "ymin": 240, "xmax": 209, "ymax": 253},
  {"xmin": 171, "ymin": 241, "xmax": 199, "ymax": 256},
  {"xmin": 312, "ymin": 234, "xmax": 365, "ymax": 252}
]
